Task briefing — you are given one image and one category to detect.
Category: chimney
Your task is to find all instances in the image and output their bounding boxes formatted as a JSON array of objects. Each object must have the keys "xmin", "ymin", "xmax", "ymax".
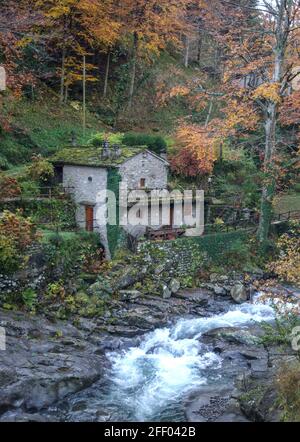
[
  {"xmin": 113, "ymin": 144, "xmax": 121, "ymax": 159},
  {"xmin": 102, "ymin": 139, "xmax": 110, "ymax": 159}
]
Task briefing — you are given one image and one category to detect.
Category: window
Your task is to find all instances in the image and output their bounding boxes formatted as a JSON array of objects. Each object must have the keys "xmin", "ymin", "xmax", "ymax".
[
  {"xmin": 140, "ymin": 178, "xmax": 146, "ymax": 188},
  {"xmin": 88, "ymin": 176, "xmax": 93, "ymax": 182}
]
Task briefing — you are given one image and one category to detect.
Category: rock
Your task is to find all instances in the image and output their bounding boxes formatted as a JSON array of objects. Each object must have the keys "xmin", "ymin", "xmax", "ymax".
[
  {"xmin": 210, "ymin": 273, "xmax": 219, "ymax": 283},
  {"xmin": 169, "ymin": 279, "xmax": 180, "ymax": 294},
  {"xmin": 185, "ymin": 386, "xmax": 250, "ymax": 422},
  {"xmin": 230, "ymin": 283, "xmax": 248, "ymax": 304},
  {"xmin": 154, "ymin": 264, "xmax": 165, "ymax": 275},
  {"xmin": 115, "ymin": 266, "xmax": 147, "ymax": 290},
  {"xmin": 213, "ymin": 285, "xmax": 227, "ymax": 296},
  {"xmin": 88, "ymin": 279, "xmax": 114, "ymax": 296},
  {"xmin": 0, "ymin": 309, "xmax": 107, "ymax": 415},
  {"xmin": 119, "ymin": 290, "xmax": 142, "ymax": 302},
  {"xmin": 162, "ymin": 285, "xmax": 172, "ymax": 299},
  {"xmin": 218, "ymin": 275, "xmax": 229, "ymax": 282}
]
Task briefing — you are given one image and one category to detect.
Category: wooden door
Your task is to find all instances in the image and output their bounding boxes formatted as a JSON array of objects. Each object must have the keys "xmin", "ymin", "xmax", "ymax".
[
  {"xmin": 85, "ymin": 206, "xmax": 94, "ymax": 232},
  {"xmin": 169, "ymin": 205, "xmax": 174, "ymax": 227}
]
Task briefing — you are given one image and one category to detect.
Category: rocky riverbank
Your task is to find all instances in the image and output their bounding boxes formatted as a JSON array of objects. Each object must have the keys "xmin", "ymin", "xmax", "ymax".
[{"xmin": 0, "ymin": 280, "xmax": 299, "ymax": 422}]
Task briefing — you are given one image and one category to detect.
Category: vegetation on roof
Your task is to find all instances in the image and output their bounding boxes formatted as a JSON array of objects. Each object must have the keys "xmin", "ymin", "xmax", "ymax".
[
  {"xmin": 88, "ymin": 131, "xmax": 168, "ymax": 155},
  {"xmin": 50, "ymin": 145, "xmax": 146, "ymax": 167}
]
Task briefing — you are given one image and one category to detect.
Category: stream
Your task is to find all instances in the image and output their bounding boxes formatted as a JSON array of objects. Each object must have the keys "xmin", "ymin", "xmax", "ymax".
[{"xmin": 49, "ymin": 294, "xmax": 276, "ymax": 422}]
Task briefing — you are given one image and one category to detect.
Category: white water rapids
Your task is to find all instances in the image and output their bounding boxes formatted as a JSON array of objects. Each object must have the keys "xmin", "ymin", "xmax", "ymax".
[{"xmin": 103, "ymin": 295, "xmax": 275, "ymax": 421}]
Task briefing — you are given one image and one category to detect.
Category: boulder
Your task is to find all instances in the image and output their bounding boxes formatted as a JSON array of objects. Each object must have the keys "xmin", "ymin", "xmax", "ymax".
[
  {"xmin": 162, "ymin": 285, "xmax": 172, "ymax": 299},
  {"xmin": 230, "ymin": 283, "xmax": 248, "ymax": 304},
  {"xmin": 213, "ymin": 285, "xmax": 227, "ymax": 296},
  {"xmin": 115, "ymin": 266, "xmax": 147, "ymax": 290},
  {"xmin": 169, "ymin": 279, "xmax": 180, "ymax": 294},
  {"xmin": 119, "ymin": 290, "xmax": 142, "ymax": 302}
]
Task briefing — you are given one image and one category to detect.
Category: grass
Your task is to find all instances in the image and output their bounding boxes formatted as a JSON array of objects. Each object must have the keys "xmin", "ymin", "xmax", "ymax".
[
  {"xmin": 38, "ymin": 229, "xmax": 79, "ymax": 243},
  {"xmin": 273, "ymin": 192, "xmax": 300, "ymax": 214},
  {"xmin": 1, "ymin": 88, "xmax": 106, "ymax": 169}
]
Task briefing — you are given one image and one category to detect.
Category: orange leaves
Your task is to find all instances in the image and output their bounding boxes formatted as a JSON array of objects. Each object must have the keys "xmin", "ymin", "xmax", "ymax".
[
  {"xmin": 170, "ymin": 124, "xmax": 218, "ymax": 177},
  {"xmin": 0, "ymin": 174, "xmax": 21, "ymax": 200},
  {"xmin": 0, "ymin": 210, "xmax": 39, "ymax": 251},
  {"xmin": 119, "ymin": 0, "xmax": 188, "ymax": 58},
  {"xmin": 169, "ymin": 86, "xmax": 191, "ymax": 98},
  {"xmin": 220, "ymin": 98, "xmax": 259, "ymax": 136},
  {"xmin": 279, "ymin": 91, "xmax": 300, "ymax": 126}
]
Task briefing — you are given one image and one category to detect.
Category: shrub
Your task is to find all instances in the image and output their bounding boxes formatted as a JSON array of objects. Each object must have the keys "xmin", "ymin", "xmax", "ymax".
[
  {"xmin": 26, "ymin": 155, "xmax": 54, "ymax": 182},
  {"xmin": 268, "ymin": 221, "xmax": 300, "ymax": 285},
  {"xmin": 260, "ymin": 312, "xmax": 300, "ymax": 348},
  {"xmin": 223, "ymin": 239, "xmax": 251, "ymax": 269},
  {"xmin": 89, "ymin": 132, "xmax": 123, "ymax": 147},
  {"xmin": 0, "ymin": 210, "xmax": 39, "ymax": 250},
  {"xmin": 0, "ymin": 235, "xmax": 19, "ymax": 273},
  {"xmin": 122, "ymin": 132, "xmax": 167, "ymax": 154},
  {"xmin": 22, "ymin": 288, "xmax": 38, "ymax": 311},
  {"xmin": 43, "ymin": 231, "xmax": 104, "ymax": 281},
  {"xmin": 277, "ymin": 362, "xmax": 300, "ymax": 421},
  {"xmin": 0, "ymin": 210, "xmax": 39, "ymax": 274},
  {"xmin": 0, "ymin": 173, "xmax": 21, "ymax": 200}
]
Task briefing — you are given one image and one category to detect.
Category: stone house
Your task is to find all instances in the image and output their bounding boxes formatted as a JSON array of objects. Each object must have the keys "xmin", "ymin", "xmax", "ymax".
[{"xmin": 51, "ymin": 144, "xmax": 177, "ymax": 258}]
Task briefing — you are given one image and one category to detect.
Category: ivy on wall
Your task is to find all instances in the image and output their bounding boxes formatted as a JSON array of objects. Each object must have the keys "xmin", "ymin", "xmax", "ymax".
[
  {"xmin": 139, "ymin": 230, "xmax": 251, "ymax": 277},
  {"xmin": 106, "ymin": 168, "xmax": 125, "ymax": 258}
]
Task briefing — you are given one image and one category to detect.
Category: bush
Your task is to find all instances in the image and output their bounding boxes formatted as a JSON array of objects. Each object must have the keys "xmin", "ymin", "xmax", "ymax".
[
  {"xmin": 223, "ymin": 239, "xmax": 251, "ymax": 269},
  {"xmin": 122, "ymin": 132, "xmax": 167, "ymax": 154},
  {"xmin": 26, "ymin": 155, "xmax": 54, "ymax": 182},
  {"xmin": 22, "ymin": 288, "xmax": 38, "ymax": 311},
  {"xmin": 0, "ymin": 235, "xmax": 19, "ymax": 273},
  {"xmin": 277, "ymin": 362, "xmax": 300, "ymax": 421},
  {"xmin": 0, "ymin": 210, "xmax": 39, "ymax": 250},
  {"xmin": 0, "ymin": 173, "xmax": 21, "ymax": 200},
  {"xmin": 0, "ymin": 210, "xmax": 39, "ymax": 274},
  {"xmin": 89, "ymin": 132, "xmax": 123, "ymax": 147},
  {"xmin": 43, "ymin": 231, "xmax": 104, "ymax": 281},
  {"xmin": 268, "ymin": 221, "xmax": 300, "ymax": 285},
  {"xmin": 20, "ymin": 180, "xmax": 40, "ymax": 197}
]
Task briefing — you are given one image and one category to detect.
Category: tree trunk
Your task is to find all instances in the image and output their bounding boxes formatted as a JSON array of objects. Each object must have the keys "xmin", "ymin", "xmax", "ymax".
[
  {"xmin": 205, "ymin": 99, "xmax": 214, "ymax": 127},
  {"xmin": 64, "ymin": 83, "xmax": 69, "ymax": 104},
  {"xmin": 257, "ymin": 101, "xmax": 277, "ymax": 243},
  {"xmin": 103, "ymin": 51, "xmax": 110, "ymax": 98},
  {"xmin": 257, "ymin": 0, "xmax": 292, "ymax": 244},
  {"xmin": 60, "ymin": 45, "xmax": 66, "ymax": 104},
  {"xmin": 184, "ymin": 35, "xmax": 190, "ymax": 68},
  {"xmin": 197, "ymin": 28, "xmax": 202, "ymax": 65},
  {"xmin": 128, "ymin": 32, "xmax": 138, "ymax": 109}
]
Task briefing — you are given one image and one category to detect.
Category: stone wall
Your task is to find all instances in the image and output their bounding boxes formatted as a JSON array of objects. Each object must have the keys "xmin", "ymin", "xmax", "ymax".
[
  {"xmin": 63, "ymin": 165, "xmax": 110, "ymax": 256},
  {"xmin": 0, "ymin": 244, "xmax": 47, "ymax": 297},
  {"xmin": 119, "ymin": 151, "xmax": 168, "ymax": 190}
]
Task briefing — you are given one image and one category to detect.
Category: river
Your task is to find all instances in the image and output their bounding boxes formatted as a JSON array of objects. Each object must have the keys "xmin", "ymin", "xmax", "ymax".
[{"xmin": 51, "ymin": 294, "xmax": 276, "ymax": 422}]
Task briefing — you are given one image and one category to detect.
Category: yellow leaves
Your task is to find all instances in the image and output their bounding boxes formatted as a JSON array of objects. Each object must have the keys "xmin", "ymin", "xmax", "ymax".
[
  {"xmin": 253, "ymin": 83, "xmax": 281, "ymax": 104},
  {"xmin": 46, "ymin": 6, "xmax": 71, "ymax": 19},
  {"xmin": 169, "ymin": 86, "xmax": 190, "ymax": 98},
  {"xmin": 268, "ymin": 222, "xmax": 300, "ymax": 285},
  {"xmin": 15, "ymin": 37, "xmax": 33, "ymax": 49},
  {"xmin": 175, "ymin": 124, "xmax": 218, "ymax": 175}
]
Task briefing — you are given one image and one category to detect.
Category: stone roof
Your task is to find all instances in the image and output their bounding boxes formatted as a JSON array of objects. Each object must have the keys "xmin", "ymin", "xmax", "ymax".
[{"xmin": 50, "ymin": 146, "xmax": 145, "ymax": 168}]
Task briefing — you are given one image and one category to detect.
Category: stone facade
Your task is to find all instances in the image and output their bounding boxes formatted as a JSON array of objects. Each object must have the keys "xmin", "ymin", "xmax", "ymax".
[
  {"xmin": 119, "ymin": 151, "xmax": 168, "ymax": 190},
  {"xmin": 63, "ymin": 165, "xmax": 110, "ymax": 255},
  {"xmin": 61, "ymin": 151, "xmax": 169, "ymax": 257}
]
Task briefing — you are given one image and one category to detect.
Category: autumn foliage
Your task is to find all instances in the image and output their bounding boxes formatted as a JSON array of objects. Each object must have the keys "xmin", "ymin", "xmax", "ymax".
[
  {"xmin": 170, "ymin": 125, "xmax": 217, "ymax": 177},
  {"xmin": 268, "ymin": 222, "xmax": 300, "ymax": 285},
  {"xmin": 0, "ymin": 174, "xmax": 21, "ymax": 200}
]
